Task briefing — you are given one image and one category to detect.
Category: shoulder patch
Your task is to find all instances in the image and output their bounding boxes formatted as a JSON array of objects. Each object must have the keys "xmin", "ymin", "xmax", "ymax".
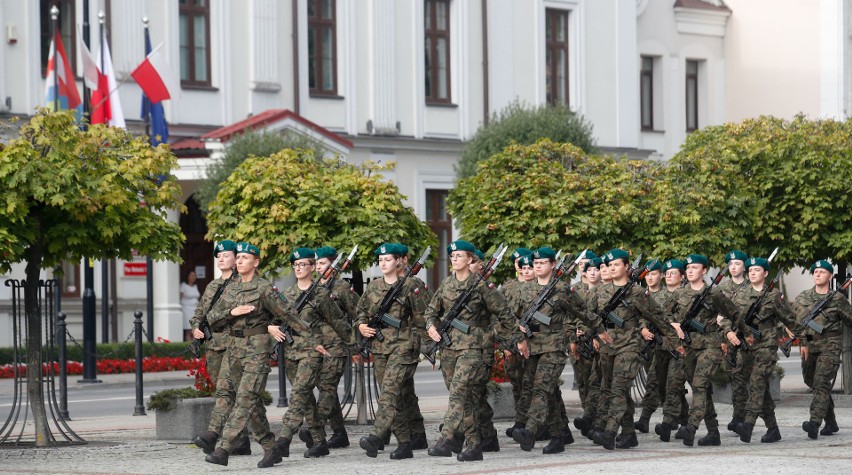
[
  {"xmin": 414, "ymin": 287, "xmax": 421, "ymax": 295},
  {"xmin": 349, "ymin": 286, "xmax": 355, "ymax": 293},
  {"xmin": 645, "ymin": 290, "xmax": 650, "ymax": 297},
  {"xmin": 488, "ymin": 282, "xmax": 495, "ymax": 289},
  {"xmin": 424, "ymin": 284, "xmax": 429, "ymax": 290}
]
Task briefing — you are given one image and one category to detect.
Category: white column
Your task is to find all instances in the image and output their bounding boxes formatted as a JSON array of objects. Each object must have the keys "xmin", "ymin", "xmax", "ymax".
[
  {"xmin": 153, "ymin": 209, "xmax": 184, "ymax": 342},
  {"xmin": 614, "ymin": 0, "xmax": 638, "ymax": 148},
  {"xmin": 368, "ymin": 0, "xmax": 397, "ymax": 134},
  {"xmin": 250, "ymin": 0, "xmax": 280, "ymax": 92},
  {"xmin": 820, "ymin": 0, "xmax": 847, "ymax": 119}
]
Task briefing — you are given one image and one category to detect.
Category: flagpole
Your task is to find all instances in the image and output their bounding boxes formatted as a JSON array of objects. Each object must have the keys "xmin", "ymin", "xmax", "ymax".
[
  {"xmin": 98, "ymin": 9, "xmax": 110, "ymax": 345},
  {"xmin": 143, "ymin": 16, "xmax": 154, "ymax": 343},
  {"xmin": 50, "ymin": 6, "xmax": 59, "ymax": 111}
]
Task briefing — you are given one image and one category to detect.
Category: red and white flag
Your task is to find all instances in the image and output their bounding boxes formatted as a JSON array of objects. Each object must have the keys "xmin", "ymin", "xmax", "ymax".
[
  {"xmin": 44, "ymin": 31, "xmax": 82, "ymax": 111},
  {"xmin": 89, "ymin": 29, "xmax": 125, "ymax": 127},
  {"xmin": 131, "ymin": 43, "xmax": 179, "ymax": 104}
]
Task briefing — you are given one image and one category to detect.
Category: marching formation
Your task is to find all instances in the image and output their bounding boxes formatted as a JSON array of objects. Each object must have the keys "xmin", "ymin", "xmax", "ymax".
[{"xmin": 187, "ymin": 239, "xmax": 852, "ymax": 468}]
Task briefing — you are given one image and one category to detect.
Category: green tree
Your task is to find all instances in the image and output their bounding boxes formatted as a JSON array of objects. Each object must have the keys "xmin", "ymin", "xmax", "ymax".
[
  {"xmin": 194, "ymin": 129, "xmax": 328, "ymax": 213},
  {"xmin": 456, "ymin": 100, "xmax": 596, "ymax": 180},
  {"xmin": 0, "ymin": 111, "xmax": 185, "ymax": 445},
  {"xmin": 205, "ymin": 149, "xmax": 437, "ymax": 279},
  {"xmin": 448, "ymin": 139, "xmax": 660, "ymax": 282}
]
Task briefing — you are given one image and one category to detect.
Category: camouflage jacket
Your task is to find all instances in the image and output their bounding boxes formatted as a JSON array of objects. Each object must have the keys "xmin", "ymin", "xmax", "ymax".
[
  {"xmin": 717, "ymin": 277, "xmax": 750, "ymax": 301},
  {"xmin": 666, "ymin": 283, "xmax": 739, "ymax": 350},
  {"xmin": 587, "ymin": 282, "xmax": 675, "ymax": 353},
  {"xmin": 189, "ymin": 274, "xmax": 238, "ymax": 350},
  {"xmin": 283, "ymin": 283, "xmax": 352, "ymax": 358},
  {"xmin": 408, "ymin": 275, "xmax": 433, "ymax": 342},
  {"xmin": 516, "ymin": 278, "xmax": 600, "ymax": 355},
  {"xmin": 499, "ymin": 279, "xmax": 525, "ymax": 308},
  {"xmin": 730, "ymin": 285, "xmax": 801, "ymax": 350},
  {"xmin": 425, "ymin": 272, "xmax": 520, "ymax": 351},
  {"xmin": 354, "ymin": 276, "xmax": 427, "ymax": 362},
  {"xmin": 793, "ymin": 287, "xmax": 852, "ymax": 352},
  {"xmin": 325, "ymin": 277, "xmax": 360, "ymax": 326}
]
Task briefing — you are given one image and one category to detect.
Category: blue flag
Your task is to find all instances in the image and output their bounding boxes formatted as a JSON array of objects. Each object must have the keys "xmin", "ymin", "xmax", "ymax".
[{"xmin": 141, "ymin": 26, "xmax": 168, "ymax": 146}]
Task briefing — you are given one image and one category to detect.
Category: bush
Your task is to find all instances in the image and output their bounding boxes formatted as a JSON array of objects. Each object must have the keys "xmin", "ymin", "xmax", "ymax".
[{"xmin": 0, "ymin": 341, "xmax": 196, "ymax": 366}]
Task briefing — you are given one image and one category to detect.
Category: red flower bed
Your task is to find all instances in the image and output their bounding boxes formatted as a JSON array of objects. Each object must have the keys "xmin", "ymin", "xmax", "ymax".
[{"xmin": 0, "ymin": 356, "xmax": 206, "ymax": 379}]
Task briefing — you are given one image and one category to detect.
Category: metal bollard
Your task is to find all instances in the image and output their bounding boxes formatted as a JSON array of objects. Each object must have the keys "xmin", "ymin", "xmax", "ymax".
[
  {"xmin": 277, "ymin": 342, "xmax": 288, "ymax": 407},
  {"xmin": 133, "ymin": 311, "xmax": 146, "ymax": 416},
  {"xmin": 57, "ymin": 312, "xmax": 70, "ymax": 420}
]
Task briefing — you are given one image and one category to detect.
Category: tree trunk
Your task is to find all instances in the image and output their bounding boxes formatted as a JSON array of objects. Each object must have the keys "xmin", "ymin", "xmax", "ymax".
[{"xmin": 24, "ymin": 242, "xmax": 50, "ymax": 445}]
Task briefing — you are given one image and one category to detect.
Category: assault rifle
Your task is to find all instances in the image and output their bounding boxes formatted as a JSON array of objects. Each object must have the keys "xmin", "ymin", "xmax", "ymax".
[
  {"xmin": 189, "ymin": 267, "xmax": 237, "ymax": 358},
  {"xmin": 356, "ymin": 246, "xmax": 431, "ymax": 358},
  {"xmin": 597, "ymin": 254, "xmax": 646, "ymax": 330},
  {"xmin": 323, "ymin": 245, "xmax": 358, "ymax": 291},
  {"xmin": 423, "ymin": 244, "xmax": 508, "ymax": 364},
  {"xmin": 519, "ymin": 250, "xmax": 588, "ymax": 339},
  {"xmin": 272, "ymin": 286, "xmax": 296, "ymax": 346},
  {"xmin": 639, "ymin": 321, "xmax": 680, "ymax": 362},
  {"xmin": 577, "ymin": 332, "xmax": 596, "ymax": 360},
  {"xmin": 724, "ymin": 273, "xmax": 777, "ymax": 367},
  {"xmin": 800, "ymin": 276, "xmax": 852, "ymax": 334},
  {"xmin": 294, "ymin": 252, "xmax": 345, "ymax": 312},
  {"xmin": 679, "ymin": 268, "xmax": 727, "ymax": 347}
]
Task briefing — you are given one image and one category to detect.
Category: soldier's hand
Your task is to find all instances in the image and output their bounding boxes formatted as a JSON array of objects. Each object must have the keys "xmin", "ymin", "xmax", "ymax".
[
  {"xmin": 726, "ymin": 331, "xmax": 741, "ymax": 346},
  {"xmin": 593, "ymin": 339, "xmax": 601, "ymax": 351},
  {"xmin": 716, "ymin": 314, "xmax": 724, "ymax": 326},
  {"xmin": 516, "ymin": 339, "xmax": 530, "ymax": 359},
  {"xmin": 801, "ymin": 346, "xmax": 809, "ymax": 362},
  {"xmin": 351, "ymin": 354, "xmax": 364, "ymax": 365},
  {"xmin": 268, "ymin": 325, "xmax": 286, "ymax": 342},
  {"xmin": 598, "ymin": 331, "xmax": 613, "ymax": 345},
  {"xmin": 745, "ymin": 335, "xmax": 756, "ymax": 346},
  {"xmin": 671, "ymin": 322, "xmax": 685, "ymax": 340},
  {"xmin": 427, "ymin": 325, "xmax": 441, "ymax": 342},
  {"xmin": 785, "ymin": 326, "xmax": 795, "ymax": 339},
  {"xmin": 721, "ymin": 342, "xmax": 729, "ymax": 353},
  {"xmin": 675, "ymin": 345, "xmax": 686, "ymax": 356},
  {"xmin": 192, "ymin": 328, "xmax": 205, "ymax": 339},
  {"xmin": 576, "ymin": 328, "xmax": 585, "ymax": 337},
  {"xmin": 358, "ymin": 324, "xmax": 376, "ymax": 337},
  {"xmin": 640, "ymin": 328, "xmax": 654, "ymax": 341},
  {"xmin": 503, "ymin": 350, "xmax": 514, "ymax": 360},
  {"xmin": 230, "ymin": 305, "xmax": 255, "ymax": 317},
  {"xmin": 316, "ymin": 345, "xmax": 331, "ymax": 357},
  {"xmin": 569, "ymin": 342, "xmax": 579, "ymax": 360}
]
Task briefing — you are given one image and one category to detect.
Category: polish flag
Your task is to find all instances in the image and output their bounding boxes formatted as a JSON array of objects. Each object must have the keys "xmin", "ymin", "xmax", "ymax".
[
  {"xmin": 131, "ymin": 44, "xmax": 179, "ymax": 104},
  {"xmin": 90, "ymin": 30, "xmax": 125, "ymax": 127}
]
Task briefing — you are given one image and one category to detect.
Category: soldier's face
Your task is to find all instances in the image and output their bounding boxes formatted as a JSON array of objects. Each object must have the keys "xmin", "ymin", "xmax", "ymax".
[
  {"xmin": 216, "ymin": 251, "xmax": 236, "ymax": 271},
  {"xmin": 450, "ymin": 251, "xmax": 472, "ymax": 272},
  {"xmin": 520, "ymin": 265, "xmax": 535, "ymax": 281},
  {"xmin": 292, "ymin": 258, "xmax": 315, "ymax": 279},
  {"xmin": 599, "ymin": 264, "xmax": 611, "ymax": 281},
  {"xmin": 685, "ymin": 264, "xmax": 706, "ymax": 283},
  {"xmin": 813, "ymin": 268, "xmax": 832, "ymax": 286},
  {"xmin": 378, "ymin": 254, "xmax": 400, "ymax": 275},
  {"xmin": 315, "ymin": 257, "xmax": 332, "ymax": 275},
  {"xmin": 607, "ymin": 259, "xmax": 627, "ymax": 280},
  {"xmin": 533, "ymin": 258, "xmax": 554, "ymax": 278},
  {"xmin": 728, "ymin": 260, "xmax": 745, "ymax": 278},
  {"xmin": 235, "ymin": 253, "xmax": 259, "ymax": 275},
  {"xmin": 644, "ymin": 269, "xmax": 662, "ymax": 288},
  {"xmin": 585, "ymin": 266, "xmax": 600, "ymax": 284},
  {"xmin": 665, "ymin": 269, "xmax": 683, "ymax": 287},
  {"xmin": 748, "ymin": 266, "xmax": 768, "ymax": 285}
]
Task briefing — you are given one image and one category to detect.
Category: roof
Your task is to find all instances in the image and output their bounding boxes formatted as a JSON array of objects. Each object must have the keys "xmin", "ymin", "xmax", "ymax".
[
  {"xmin": 673, "ymin": 0, "xmax": 731, "ymax": 12},
  {"xmin": 199, "ymin": 109, "xmax": 354, "ymax": 150},
  {"xmin": 170, "ymin": 138, "xmax": 209, "ymax": 158}
]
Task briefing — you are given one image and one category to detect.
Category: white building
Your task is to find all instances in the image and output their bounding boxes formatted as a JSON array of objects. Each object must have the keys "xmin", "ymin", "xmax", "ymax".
[{"xmin": 1, "ymin": 0, "xmax": 849, "ymax": 344}]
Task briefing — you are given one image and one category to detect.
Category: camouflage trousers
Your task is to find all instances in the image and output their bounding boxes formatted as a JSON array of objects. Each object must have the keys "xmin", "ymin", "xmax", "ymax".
[
  {"xmin": 684, "ymin": 347, "xmax": 721, "ymax": 431},
  {"xmin": 211, "ymin": 344, "xmax": 276, "ymax": 453},
  {"xmin": 523, "ymin": 351, "xmax": 567, "ymax": 436},
  {"xmin": 582, "ymin": 352, "xmax": 602, "ymax": 421},
  {"xmin": 372, "ymin": 352, "xmax": 417, "ymax": 443},
  {"xmin": 303, "ymin": 356, "xmax": 346, "ymax": 434},
  {"xmin": 468, "ymin": 349, "xmax": 497, "ymax": 441},
  {"xmin": 504, "ymin": 351, "xmax": 527, "ymax": 424},
  {"xmin": 661, "ymin": 347, "xmax": 689, "ymax": 426},
  {"xmin": 603, "ymin": 347, "xmax": 642, "ymax": 435},
  {"xmin": 594, "ymin": 349, "xmax": 615, "ymax": 429},
  {"xmin": 743, "ymin": 347, "xmax": 779, "ymax": 428},
  {"xmin": 440, "ymin": 347, "xmax": 487, "ymax": 447},
  {"xmin": 803, "ymin": 344, "xmax": 840, "ymax": 425},
  {"xmin": 640, "ymin": 348, "xmax": 687, "ymax": 424},
  {"xmin": 204, "ymin": 346, "xmax": 250, "ymax": 446},
  {"xmin": 570, "ymin": 353, "xmax": 594, "ymax": 414},
  {"xmin": 403, "ymin": 372, "xmax": 427, "ymax": 437},
  {"xmin": 724, "ymin": 348, "xmax": 754, "ymax": 420},
  {"xmin": 281, "ymin": 356, "xmax": 325, "ymax": 442},
  {"xmin": 206, "ymin": 347, "xmax": 227, "ymax": 382}
]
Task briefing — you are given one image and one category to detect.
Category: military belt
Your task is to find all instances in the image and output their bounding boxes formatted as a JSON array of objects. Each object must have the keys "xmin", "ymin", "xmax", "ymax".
[
  {"xmin": 230, "ymin": 326, "xmax": 268, "ymax": 338},
  {"xmin": 528, "ymin": 322, "xmax": 563, "ymax": 333},
  {"xmin": 457, "ymin": 319, "xmax": 488, "ymax": 329},
  {"xmin": 807, "ymin": 330, "xmax": 841, "ymax": 341}
]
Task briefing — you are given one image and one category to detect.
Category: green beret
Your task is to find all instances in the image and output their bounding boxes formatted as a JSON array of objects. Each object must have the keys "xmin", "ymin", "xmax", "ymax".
[
  {"xmin": 532, "ymin": 247, "xmax": 557, "ymax": 260},
  {"xmin": 746, "ymin": 257, "xmax": 770, "ymax": 271},
  {"xmin": 518, "ymin": 255, "xmax": 532, "ymax": 267},
  {"xmin": 645, "ymin": 259, "xmax": 663, "ymax": 272},
  {"xmin": 810, "ymin": 260, "xmax": 834, "ymax": 274},
  {"xmin": 603, "ymin": 248, "xmax": 629, "ymax": 264},
  {"xmin": 374, "ymin": 242, "xmax": 402, "ymax": 257},
  {"xmin": 235, "ymin": 242, "xmax": 260, "ymax": 257},
  {"xmin": 393, "ymin": 243, "xmax": 410, "ymax": 256},
  {"xmin": 289, "ymin": 247, "xmax": 315, "ymax": 263},
  {"xmin": 473, "ymin": 249, "xmax": 485, "ymax": 261},
  {"xmin": 213, "ymin": 239, "xmax": 237, "ymax": 257},
  {"xmin": 583, "ymin": 257, "xmax": 603, "ymax": 272},
  {"xmin": 664, "ymin": 259, "xmax": 685, "ymax": 273},
  {"xmin": 725, "ymin": 250, "xmax": 749, "ymax": 263},
  {"xmin": 447, "ymin": 240, "xmax": 476, "ymax": 254},
  {"xmin": 685, "ymin": 254, "xmax": 709, "ymax": 267},
  {"xmin": 511, "ymin": 248, "xmax": 532, "ymax": 261},
  {"xmin": 582, "ymin": 250, "xmax": 599, "ymax": 260},
  {"xmin": 314, "ymin": 246, "xmax": 337, "ymax": 261}
]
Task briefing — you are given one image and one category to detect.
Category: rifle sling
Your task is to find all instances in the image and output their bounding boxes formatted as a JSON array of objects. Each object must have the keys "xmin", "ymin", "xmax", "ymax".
[{"xmin": 807, "ymin": 330, "xmax": 841, "ymax": 341}]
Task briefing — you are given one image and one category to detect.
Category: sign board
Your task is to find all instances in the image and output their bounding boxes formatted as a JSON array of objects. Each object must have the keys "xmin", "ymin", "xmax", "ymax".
[{"xmin": 123, "ymin": 262, "xmax": 147, "ymax": 277}]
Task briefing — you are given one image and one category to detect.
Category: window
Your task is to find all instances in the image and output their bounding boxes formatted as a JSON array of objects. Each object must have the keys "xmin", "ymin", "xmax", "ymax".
[
  {"xmin": 425, "ymin": 190, "xmax": 451, "ymax": 290},
  {"xmin": 179, "ymin": 0, "xmax": 211, "ymax": 86},
  {"xmin": 40, "ymin": 0, "xmax": 75, "ymax": 77},
  {"xmin": 640, "ymin": 56, "xmax": 654, "ymax": 130},
  {"xmin": 545, "ymin": 9, "xmax": 569, "ymax": 106},
  {"xmin": 424, "ymin": 0, "xmax": 451, "ymax": 104},
  {"xmin": 308, "ymin": 0, "xmax": 337, "ymax": 95},
  {"xmin": 686, "ymin": 60, "xmax": 699, "ymax": 132},
  {"xmin": 60, "ymin": 261, "xmax": 80, "ymax": 298}
]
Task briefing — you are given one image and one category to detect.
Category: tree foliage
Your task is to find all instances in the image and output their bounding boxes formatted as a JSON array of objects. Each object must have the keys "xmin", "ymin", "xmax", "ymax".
[
  {"xmin": 205, "ymin": 149, "xmax": 437, "ymax": 275},
  {"xmin": 194, "ymin": 129, "xmax": 328, "ymax": 214},
  {"xmin": 456, "ymin": 100, "xmax": 596, "ymax": 180}
]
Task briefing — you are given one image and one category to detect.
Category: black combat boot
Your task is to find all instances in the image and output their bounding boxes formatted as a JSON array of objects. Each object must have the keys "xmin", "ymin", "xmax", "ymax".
[
  {"xmin": 276, "ymin": 437, "xmax": 291, "ymax": 458},
  {"xmin": 535, "ymin": 427, "xmax": 549, "ymax": 441},
  {"xmin": 697, "ymin": 428, "xmax": 721, "ymax": 446},
  {"xmin": 635, "ymin": 414, "xmax": 651, "ymax": 434},
  {"xmin": 457, "ymin": 445, "xmax": 483, "ymax": 462},
  {"xmin": 682, "ymin": 425, "xmax": 697, "ymax": 447},
  {"xmin": 478, "ymin": 436, "xmax": 500, "ymax": 452},
  {"xmin": 593, "ymin": 430, "xmax": 615, "ymax": 450},
  {"xmin": 194, "ymin": 431, "xmax": 219, "ymax": 454},
  {"xmin": 655, "ymin": 422, "xmax": 672, "ymax": 442},
  {"xmin": 359, "ymin": 435, "xmax": 384, "ymax": 458},
  {"xmin": 450, "ymin": 432, "xmax": 464, "ymax": 454},
  {"xmin": 512, "ymin": 427, "xmax": 535, "ymax": 451},
  {"xmin": 761, "ymin": 427, "xmax": 781, "ymax": 443},
  {"xmin": 506, "ymin": 422, "xmax": 525, "ymax": 438},
  {"xmin": 410, "ymin": 432, "xmax": 429, "ymax": 450},
  {"xmin": 204, "ymin": 447, "xmax": 229, "ymax": 466},
  {"xmin": 256, "ymin": 446, "xmax": 281, "ymax": 468},
  {"xmin": 573, "ymin": 416, "xmax": 592, "ymax": 437},
  {"xmin": 821, "ymin": 418, "xmax": 839, "ymax": 436},
  {"xmin": 615, "ymin": 433, "xmax": 638, "ymax": 449},
  {"xmin": 232, "ymin": 436, "xmax": 252, "ymax": 455},
  {"xmin": 305, "ymin": 439, "xmax": 329, "ymax": 458},
  {"xmin": 542, "ymin": 437, "xmax": 565, "ymax": 454},
  {"xmin": 727, "ymin": 416, "xmax": 744, "ymax": 432},
  {"xmin": 390, "ymin": 442, "xmax": 413, "ymax": 460},
  {"xmin": 674, "ymin": 424, "xmax": 688, "ymax": 440},
  {"xmin": 802, "ymin": 421, "xmax": 819, "ymax": 440},
  {"xmin": 427, "ymin": 437, "xmax": 453, "ymax": 457},
  {"xmin": 382, "ymin": 431, "xmax": 392, "ymax": 446},
  {"xmin": 298, "ymin": 426, "xmax": 314, "ymax": 449},
  {"xmin": 561, "ymin": 426, "xmax": 574, "ymax": 445},
  {"xmin": 327, "ymin": 430, "xmax": 350, "ymax": 448},
  {"xmin": 735, "ymin": 421, "xmax": 754, "ymax": 443}
]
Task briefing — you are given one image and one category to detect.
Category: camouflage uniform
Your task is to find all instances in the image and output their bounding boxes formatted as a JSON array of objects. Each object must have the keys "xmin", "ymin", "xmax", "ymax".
[
  {"xmin": 402, "ymin": 275, "xmax": 432, "ymax": 441},
  {"xmin": 206, "ymin": 274, "xmax": 303, "ymax": 454},
  {"xmin": 663, "ymin": 283, "xmax": 739, "ymax": 443},
  {"xmin": 795, "ymin": 287, "xmax": 852, "ymax": 432},
  {"xmin": 570, "ymin": 282, "xmax": 596, "ymax": 415},
  {"xmin": 425, "ymin": 273, "xmax": 520, "ymax": 451},
  {"xmin": 498, "ymin": 279, "xmax": 528, "ymax": 427},
  {"xmin": 280, "ymin": 283, "xmax": 345, "ymax": 445},
  {"xmin": 717, "ymin": 277, "xmax": 752, "ymax": 425},
  {"xmin": 355, "ymin": 276, "xmax": 427, "ymax": 446},
  {"xmin": 575, "ymin": 284, "xmax": 602, "ymax": 429},
  {"xmin": 322, "ymin": 277, "xmax": 359, "ymax": 436}
]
